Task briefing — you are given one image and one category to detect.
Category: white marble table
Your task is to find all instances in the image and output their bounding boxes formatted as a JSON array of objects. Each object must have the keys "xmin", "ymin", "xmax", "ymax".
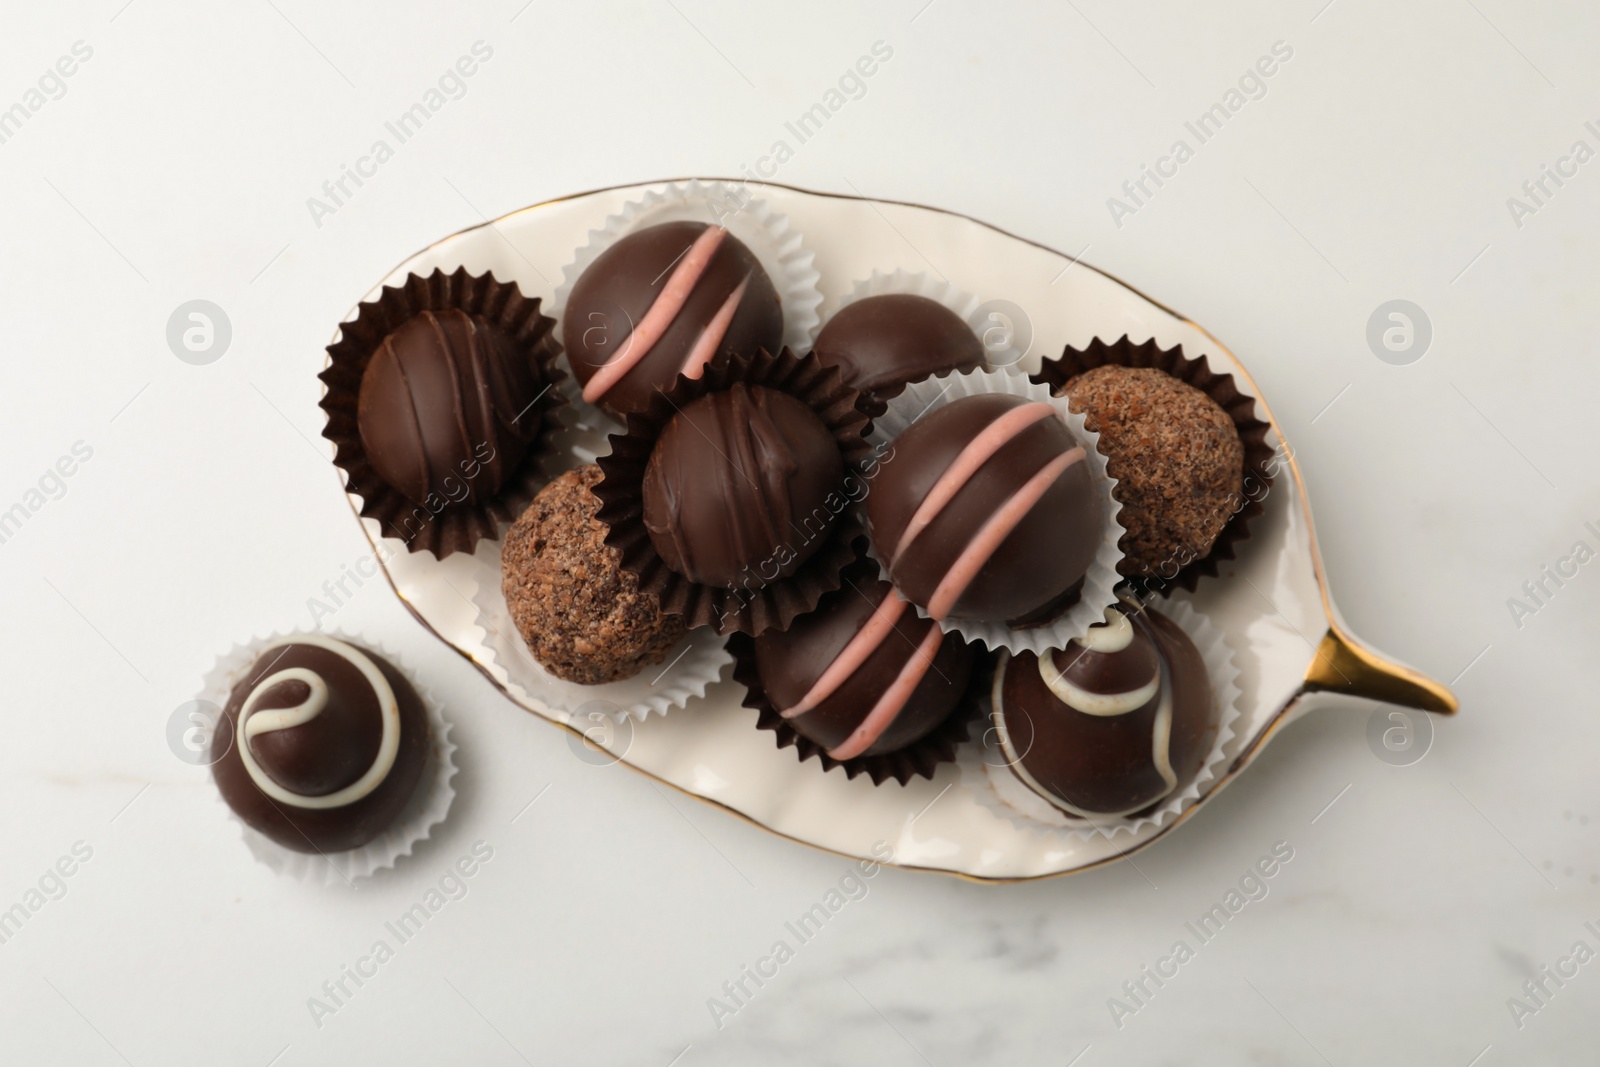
[{"xmin": 0, "ymin": 2, "xmax": 1594, "ymax": 1063}]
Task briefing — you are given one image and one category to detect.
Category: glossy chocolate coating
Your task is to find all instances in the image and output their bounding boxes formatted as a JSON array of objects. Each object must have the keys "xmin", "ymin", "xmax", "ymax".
[
  {"xmin": 643, "ymin": 383, "xmax": 844, "ymax": 589},
  {"xmin": 866, "ymin": 393, "xmax": 1101, "ymax": 624},
  {"xmin": 357, "ymin": 308, "xmax": 545, "ymax": 507},
  {"xmin": 247, "ymin": 662, "xmax": 381, "ymax": 798},
  {"xmin": 564, "ymin": 221, "xmax": 783, "ymax": 416},
  {"xmin": 211, "ymin": 641, "xmax": 430, "ymax": 854},
  {"xmin": 752, "ymin": 573, "xmax": 973, "ymax": 758},
  {"xmin": 812, "ymin": 294, "xmax": 985, "ymax": 398},
  {"xmin": 996, "ymin": 605, "xmax": 1210, "ymax": 817}
]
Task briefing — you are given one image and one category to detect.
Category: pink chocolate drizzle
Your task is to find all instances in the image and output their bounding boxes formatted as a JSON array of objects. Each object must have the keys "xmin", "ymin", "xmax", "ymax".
[
  {"xmin": 680, "ymin": 276, "xmax": 748, "ymax": 382},
  {"xmin": 778, "ymin": 587, "xmax": 948, "ymax": 761},
  {"xmin": 890, "ymin": 401, "xmax": 1057, "ymax": 566},
  {"xmin": 780, "ymin": 593, "xmax": 909, "ymax": 720},
  {"xmin": 581, "ymin": 225, "xmax": 752, "ymax": 403},
  {"xmin": 825, "ymin": 624, "xmax": 943, "ymax": 761},
  {"xmin": 925, "ymin": 445, "xmax": 1085, "ymax": 620}
]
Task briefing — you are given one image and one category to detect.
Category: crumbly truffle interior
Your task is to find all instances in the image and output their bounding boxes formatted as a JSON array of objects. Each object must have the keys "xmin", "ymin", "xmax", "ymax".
[
  {"xmin": 1064, "ymin": 365, "xmax": 1244, "ymax": 577},
  {"xmin": 502, "ymin": 465, "xmax": 686, "ymax": 684}
]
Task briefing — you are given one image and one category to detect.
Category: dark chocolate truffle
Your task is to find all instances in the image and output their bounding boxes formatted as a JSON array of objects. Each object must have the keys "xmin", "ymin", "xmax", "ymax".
[
  {"xmin": 866, "ymin": 393, "xmax": 1102, "ymax": 625},
  {"xmin": 642, "ymin": 382, "xmax": 844, "ymax": 590},
  {"xmin": 1062, "ymin": 365, "xmax": 1244, "ymax": 579},
  {"xmin": 752, "ymin": 571, "xmax": 973, "ymax": 760},
  {"xmin": 812, "ymin": 293, "xmax": 985, "ymax": 399},
  {"xmin": 503, "ymin": 465, "xmax": 686, "ymax": 685},
  {"xmin": 564, "ymin": 221, "xmax": 783, "ymax": 416},
  {"xmin": 993, "ymin": 601, "xmax": 1211, "ymax": 817},
  {"xmin": 357, "ymin": 308, "xmax": 547, "ymax": 507},
  {"xmin": 212, "ymin": 636, "xmax": 430, "ymax": 853}
]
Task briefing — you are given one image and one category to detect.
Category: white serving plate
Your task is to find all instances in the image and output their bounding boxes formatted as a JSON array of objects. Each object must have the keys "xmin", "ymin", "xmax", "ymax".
[{"xmin": 324, "ymin": 179, "xmax": 1456, "ymax": 883}]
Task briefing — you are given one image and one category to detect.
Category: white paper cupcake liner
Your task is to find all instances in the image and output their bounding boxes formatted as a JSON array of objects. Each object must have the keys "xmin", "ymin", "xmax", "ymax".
[
  {"xmin": 864, "ymin": 367, "xmax": 1125, "ymax": 653},
  {"xmin": 959, "ymin": 597, "xmax": 1243, "ymax": 841},
  {"xmin": 469, "ymin": 537, "xmax": 731, "ymax": 723},
  {"xmin": 550, "ymin": 178, "xmax": 823, "ymax": 371},
  {"xmin": 826, "ymin": 269, "xmax": 1028, "ymax": 370},
  {"xmin": 198, "ymin": 631, "xmax": 458, "ymax": 886}
]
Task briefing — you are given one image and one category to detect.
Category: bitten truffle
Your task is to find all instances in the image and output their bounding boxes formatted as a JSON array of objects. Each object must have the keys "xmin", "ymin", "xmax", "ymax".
[
  {"xmin": 1062, "ymin": 365, "xmax": 1244, "ymax": 579},
  {"xmin": 502, "ymin": 465, "xmax": 686, "ymax": 684}
]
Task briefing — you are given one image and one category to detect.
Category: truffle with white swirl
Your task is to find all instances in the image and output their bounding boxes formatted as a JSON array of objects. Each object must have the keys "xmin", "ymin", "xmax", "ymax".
[
  {"xmin": 211, "ymin": 636, "xmax": 430, "ymax": 853},
  {"xmin": 991, "ymin": 600, "xmax": 1211, "ymax": 818}
]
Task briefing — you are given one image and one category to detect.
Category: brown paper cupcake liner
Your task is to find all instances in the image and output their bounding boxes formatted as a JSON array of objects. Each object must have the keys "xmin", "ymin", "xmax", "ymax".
[
  {"xmin": 593, "ymin": 347, "xmax": 882, "ymax": 636},
  {"xmin": 1032, "ymin": 336, "xmax": 1274, "ymax": 595},
  {"xmin": 319, "ymin": 267, "xmax": 567, "ymax": 559},
  {"xmin": 728, "ymin": 620, "xmax": 990, "ymax": 787}
]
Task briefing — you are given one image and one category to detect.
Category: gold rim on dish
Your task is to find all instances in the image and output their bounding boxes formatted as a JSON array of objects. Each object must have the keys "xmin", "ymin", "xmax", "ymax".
[{"xmin": 327, "ymin": 177, "xmax": 1458, "ymax": 884}]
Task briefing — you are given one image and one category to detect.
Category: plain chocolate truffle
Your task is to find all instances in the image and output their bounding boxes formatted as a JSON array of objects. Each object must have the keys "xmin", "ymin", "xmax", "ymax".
[
  {"xmin": 357, "ymin": 308, "xmax": 547, "ymax": 507},
  {"xmin": 1062, "ymin": 365, "xmax": 1244, "ymax": 578},
  {"xmin": 642, "ymin": 382, "xmax": 845, "ymax": 590},
  {"xmin": 503, "ymin": 465, "xmax": 686, "ymax": 685},
  {"xmin": 564, "ymin": 221, "xmax": 784, "ymax": 417},
  {"xmin": 812, "ymin": 293, "xmax": 985, "ymax": 399}
]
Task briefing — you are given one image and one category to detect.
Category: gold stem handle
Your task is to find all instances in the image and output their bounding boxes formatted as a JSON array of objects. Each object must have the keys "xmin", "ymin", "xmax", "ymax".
[{"xmin": 1303, "ymin": 624, "xmax": 1458, "ymax": 715}]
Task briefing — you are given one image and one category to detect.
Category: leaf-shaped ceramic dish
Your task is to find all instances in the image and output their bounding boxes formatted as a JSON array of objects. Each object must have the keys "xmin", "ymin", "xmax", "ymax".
[{"xmin": 322, "ymin": 179, "xmax": 1457, "ymax": 883}]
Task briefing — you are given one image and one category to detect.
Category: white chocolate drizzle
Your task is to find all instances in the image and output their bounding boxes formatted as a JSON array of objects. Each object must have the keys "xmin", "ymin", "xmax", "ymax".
[
  {"xmin": 994, "ymin": 602, "xmax": 1181, "ymax": 819},
  {"xmin": 1076, "ymin": 606, "xmax": 1134, "ymax": 653},
  {"xmin": 1038, "ymin": 607, "xmax": 1152, "ymax": 714},
  {"xmin": 235, "ymin": 634, "xmax": 401, "ymax": 810},
  {"xmin": 1039, "ymin": 659, "xmax": 1158, "ymax": 716}
]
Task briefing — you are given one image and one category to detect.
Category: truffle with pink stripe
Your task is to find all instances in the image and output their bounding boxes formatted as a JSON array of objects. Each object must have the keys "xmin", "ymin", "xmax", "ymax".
[
  {"xmin": 867, "ymin": 392, "xmax": 1104, "ymax": 626},
  {"xmin": 563, "ymin": 221, "xmax": 784, "ymax": 416},
  {"xmin": 747, "ymin": 565, "xmax": 975, "ymax": 765}
]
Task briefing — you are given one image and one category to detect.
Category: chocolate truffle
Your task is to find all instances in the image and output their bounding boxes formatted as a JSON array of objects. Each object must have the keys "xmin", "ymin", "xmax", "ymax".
[
  {"xmin": 812, "ymin": 293, "xmax": 985, "ymax": 399},
  {"xmin": 751, "ymin": 570, "xmax": 974, "ymax": 760},
  {"xmin": 866, "ymin": 393, "xmax": 1102, "ymax": 625},
  {"xmin": 642, "ymin": 382, "xmax": 844, "ymax": 589},
  {"xmin": 212, "ymin": 636, "xmax": 430, "ymax": 853},
  {"xmin": 993, "ymin": 600, "xmax": 1211, "ymax": 818},
  {"xmin": 357, "ymin": 307, "xmax": 548, "ymax": 507},
  {"xmin": 1062, "ymin": 365, "xmax": 1243, "ymax": 579},
  {"xmin": 564, "ymin": 222, "xmax": 783, "ymax": 416},
  {"xmin": 503, "ymin": 465, "xmax": 686, "ymax": 685}
]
